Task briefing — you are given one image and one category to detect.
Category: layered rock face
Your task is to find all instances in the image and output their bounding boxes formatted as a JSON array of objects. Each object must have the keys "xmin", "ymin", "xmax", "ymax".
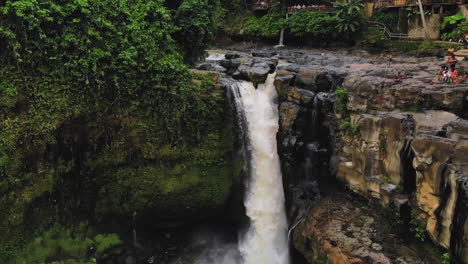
[
  {"xmin": 269, "ymin": 50, "xmax": 468, "ymax": 263},
  {"xmin": 337, "ymin": 75, "xmax": 468, "ymax": 263}
]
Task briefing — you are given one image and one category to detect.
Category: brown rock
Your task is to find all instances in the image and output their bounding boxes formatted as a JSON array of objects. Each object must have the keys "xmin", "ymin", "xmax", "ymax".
[{"xmin": 279, "ymin": 102, "xmax": 300, "ymax": 135}]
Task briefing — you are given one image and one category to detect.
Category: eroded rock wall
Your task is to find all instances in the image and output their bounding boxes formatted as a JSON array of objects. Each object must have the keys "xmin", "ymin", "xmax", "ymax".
[
  {"xmin": 335, "ymin": 89, "xmax": 468, "ymax": 263},
  {"xmin": 264, "ymin": 49, "xmax": 468, "ymax": 263}
]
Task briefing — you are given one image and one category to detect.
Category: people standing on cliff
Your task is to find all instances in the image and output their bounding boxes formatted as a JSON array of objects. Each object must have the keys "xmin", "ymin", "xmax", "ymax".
[
  {"xmin": 450, "ymin": 64, "xmax": 459, "ymax": 84},
  {"xmin": 440, "ymin": 65, "xmax": 450, "ymax": 83},
  {"xmin": 446, "ymin": 53, "xmax": 458, "ymax": 67},
  {"xmin": 395, "ymin": 72, "xmax": 404, "ymax": 84}
]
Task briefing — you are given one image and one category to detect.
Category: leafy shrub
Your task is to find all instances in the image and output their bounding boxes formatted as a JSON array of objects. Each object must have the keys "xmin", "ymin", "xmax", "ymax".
[
  {"xmin": 5, "ymin": 224, "xmax": 121, "ymax": 264},
  {"xmin": 333, "ymin": 0, "xmax": 364, "ymax": 38},
  {"xmin": 441, "ymin": 253, "xmax": 450, "ymax": 264},
  {"xmin": 442, "ymin": 21, "xmax": 468, "ymax": 41},
  {"xmin": 244, "ymin": 11, "xmax": 286, "ymax": 39},
  {"xmin": 410, "ymin": 209, "xmax": 427, "ymax": 242},
  {"xmin": 286, "ymin": 11, "xmax": 337, "ymax": 41},
  {"xmin": 335, "ymin": 87, "xmax": 349, "ymax": 114},
  {"xmin": 174, "ymin": 0, "xmax": 224, "ymax": 64},
  {"xmin": 0, "ymin": 0, "xmax": 231, "ymax": 244},
  {"xmin": 340, "ymin": 118, "xmax": 359, "ymax": 135}
]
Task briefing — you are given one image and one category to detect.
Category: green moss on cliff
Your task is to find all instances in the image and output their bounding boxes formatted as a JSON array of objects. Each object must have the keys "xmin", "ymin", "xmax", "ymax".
[{"xmin": 0, "ymin": 0, "xmax": 239, "ymax": 253}]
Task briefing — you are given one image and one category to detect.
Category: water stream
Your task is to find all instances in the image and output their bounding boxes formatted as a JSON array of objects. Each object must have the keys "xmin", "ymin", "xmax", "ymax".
[{"xmin": 229, "ymin": 74, "xmax": 290, "ymax": 264}]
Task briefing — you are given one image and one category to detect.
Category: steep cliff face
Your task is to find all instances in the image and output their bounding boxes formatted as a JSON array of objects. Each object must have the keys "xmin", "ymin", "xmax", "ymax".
[
  {"xmin": 262, "ymin": 49, "xmax": 468, "ymax": 263},
  {"xmin": 334, "ymin": 79, "xmax": 468, "ymax": 263}
]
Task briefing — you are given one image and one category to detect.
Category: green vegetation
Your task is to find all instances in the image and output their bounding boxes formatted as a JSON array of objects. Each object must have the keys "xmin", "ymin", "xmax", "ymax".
[
  {"xmin": 335, "ymin": 87, "xmax": 359, "ymax": 135},
  {"xmin": 0, "ymin": 224, "xmax": 121, "ymax": 264},
  {"xmin": 0, "ymin": 0, "xmax": 238, "ymax": 257},
  {"xmin": 410, "ymin": 209, "xmax": 427, "ymax": 242},
  {"xmin": 442, "ymin": 253, "xmax": 450, "ymax": 264},
  {"xmin": 333, "ymin": 0, "xmax": 364, "ymax": 37},
  {"xmin": 286, "ymin": 11, "xmax": 337, "ymax": 41},
  {"xmin": 383, "ymin": 174, "xmax": 391, "ymax": 183},
  {"xmin": 360, "ymin": 38, "xmax": 460, "ymax": 54},
  {"xmin": 441, "ymin": 12, "xmax": 466, "ymax": 41},
  {"xmin": 442, "ymin": 21, "xmax": 468, "ymax": 42},
  {"xmin": 340, "ymin": 118, "xmax": 359, "ymax": 136},
  {"xmin": 404, "ymin": 6, "xmax": 431, "ymax": 18},
  {"xmin": 335, "ymin": 87, "xmax": 349, "ymax": 115},
  {"xmin": 371, "ymin": 9, "xmax": 399, "ymax": 33},
  {"xmin": 175, "ymin": 0, "xmax": 224, "ymax": 64},
  {"xmin": 245, "ymin": 11, "xmax": 286, "ymax": 39},
  {"xmin": 224, "ymin": 0, "xmax": 364, "ymax": 42}
]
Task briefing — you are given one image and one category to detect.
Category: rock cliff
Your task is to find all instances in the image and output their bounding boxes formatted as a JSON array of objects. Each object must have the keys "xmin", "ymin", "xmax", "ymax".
[
  {"xmin": 199, "ymin": 48, "xmax": 468, "ymax": 263},
  {"xmin": 272, "ymin": 50, "xmax": 468, "ymax": 263}
]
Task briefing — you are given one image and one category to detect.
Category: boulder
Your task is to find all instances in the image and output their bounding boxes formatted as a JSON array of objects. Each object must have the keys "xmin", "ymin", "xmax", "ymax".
[
  {"xmin": 252, "ymin": 51, "xmax": 278, "ymax": 58},
  {"xmin": 197, "ymin": 63, "xmax": 227, "ymax": 73},
  {"xmin": 244, "ymin": 62, "xmax": 271, "ymax": 85},
  {"xmin": 274, "ymin": 72, "xmax": 295, "ymax": 100},
  {"xmin": 225, "ymin": 51, "xmax": 241, "ymax": 59},
  {"xmin": 296, "ymin": 69, "xmax": 330, "ymax": 92}
]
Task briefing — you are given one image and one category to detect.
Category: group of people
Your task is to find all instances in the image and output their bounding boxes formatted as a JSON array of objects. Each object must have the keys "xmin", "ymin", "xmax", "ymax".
[
  {"xmin": 255, "ymin": 1, "xmax": 271, "ymax": 8},
  {"xmin": 287, "ymin": 4, "xmax": 330, "ymax": 13},
  {"xmin": 438, "ymin": 50, "xmax": 468, "ymax": 84}
]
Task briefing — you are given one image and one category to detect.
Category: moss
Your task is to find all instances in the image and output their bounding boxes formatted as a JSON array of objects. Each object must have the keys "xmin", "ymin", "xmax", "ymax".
[
  {"xmin": 0, "ymin": 224, "xmax": 120, "ymax": 264},
  {"xmin": 94, "ymin": 124, "xmax": 241, "ymax": 223},
  {"xmin": 0, "ymin": 64, "xmax": 238, "ymax": 249}
]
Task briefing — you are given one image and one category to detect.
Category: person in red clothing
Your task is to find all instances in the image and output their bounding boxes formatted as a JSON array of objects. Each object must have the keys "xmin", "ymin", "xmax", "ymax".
[{"xmin": 450, "ymin": 64, "xmax": 459, "ymax": 84}]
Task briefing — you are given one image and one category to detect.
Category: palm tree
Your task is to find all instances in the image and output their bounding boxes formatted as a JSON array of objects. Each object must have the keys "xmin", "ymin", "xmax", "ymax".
[{"xmin": 333, "ymin": 0, "xmax": 364, "ymax": 37}]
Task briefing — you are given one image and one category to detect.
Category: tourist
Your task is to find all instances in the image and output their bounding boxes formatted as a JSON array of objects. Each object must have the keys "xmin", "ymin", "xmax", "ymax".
[
  {"xmin": 450, "ymin": 64, "xmax": 459, "ymax": 84},
  {"xmin": 395, "ymin": 72, "xmax": 404, "ymax": 84},
  {"xmin": 462, "ymin": 71, "xmax": 468, "ymax": 83},
  {"xmin": 446, "ymin": 53, "xmax": 458, "ymax": 67},
  {"xmin": 440, "ymin": 65, "xmax": 450, "ymax": 83},
  {"xmin": 463, "ymin": 33, "xmax": 468, "ymax": 48}
]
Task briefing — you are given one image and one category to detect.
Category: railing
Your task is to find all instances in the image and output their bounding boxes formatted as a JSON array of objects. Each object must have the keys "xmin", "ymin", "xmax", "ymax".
[
  {"xmin": 287, "ymin": 5, "xmax": 335, "ymax": 14},
  {"xmin": 367, "ymin": 20, "xmax": 410, "ymax": 39},
  {"xmin": 374, "ymin": 0, "xmax": 462, "ymax": 8}
]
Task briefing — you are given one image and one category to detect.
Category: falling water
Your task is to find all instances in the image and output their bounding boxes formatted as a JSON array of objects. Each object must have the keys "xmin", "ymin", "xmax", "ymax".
[{"xmin": 229, "ymin": 73, "xmax": 290, "ymax": 264}]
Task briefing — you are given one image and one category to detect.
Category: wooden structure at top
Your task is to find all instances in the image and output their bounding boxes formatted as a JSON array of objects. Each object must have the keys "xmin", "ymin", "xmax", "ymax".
[
  {"xmin": 287, "ymin": 6, "xmax": 335, "ymax": 14},
  {"xmin": 252, "ymin": 5, "xmax": 269, "ymax": 11},
  {"xmin": 374, "ymin": 0, "xmax": 465, "ymax": 8}
]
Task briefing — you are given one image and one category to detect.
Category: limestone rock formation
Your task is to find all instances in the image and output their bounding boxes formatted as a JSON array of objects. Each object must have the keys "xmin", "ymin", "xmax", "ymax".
[{"xmin": 265, "ymin": 48, "xmax": 468, "ymax": 263}]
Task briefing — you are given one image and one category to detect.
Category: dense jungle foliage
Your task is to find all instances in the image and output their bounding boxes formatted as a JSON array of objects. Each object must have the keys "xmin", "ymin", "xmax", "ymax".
[
  {"xmin": 224, "ymin": 0, "xmax": 364, "ymax": 42},
  {"xmin": 0, "ymin": 0, "xmax": 239, "ymax": 262}
]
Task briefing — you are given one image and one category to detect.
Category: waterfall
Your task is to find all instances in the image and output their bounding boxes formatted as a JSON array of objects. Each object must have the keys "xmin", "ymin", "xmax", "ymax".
[{"xmin": 229, "ymin": 73, "xmax": 290, "ymax": 264}]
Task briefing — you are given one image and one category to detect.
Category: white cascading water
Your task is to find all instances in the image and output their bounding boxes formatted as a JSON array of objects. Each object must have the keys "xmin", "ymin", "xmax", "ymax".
[{"xmin": 230, "ymin": 73, "xmax": 290, "ymax": 264}]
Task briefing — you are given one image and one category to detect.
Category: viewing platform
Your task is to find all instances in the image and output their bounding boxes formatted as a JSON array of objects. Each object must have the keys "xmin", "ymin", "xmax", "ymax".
[
  {"xmin": 374, "ymin": 0, "xmax": 465, "ymax": 9},
  {"xmin": 287, "ymin": 5, "xmax": 335, "ymax": 14},
  {"xmin": 252, "ymin": 4, "xmax": 270, "ymax": 12}
]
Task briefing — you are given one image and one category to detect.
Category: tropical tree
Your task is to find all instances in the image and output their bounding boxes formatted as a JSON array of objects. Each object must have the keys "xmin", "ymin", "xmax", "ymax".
[{"xmin": 333, "ymin": 0, "xmax": 364, "ymax": 38}]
